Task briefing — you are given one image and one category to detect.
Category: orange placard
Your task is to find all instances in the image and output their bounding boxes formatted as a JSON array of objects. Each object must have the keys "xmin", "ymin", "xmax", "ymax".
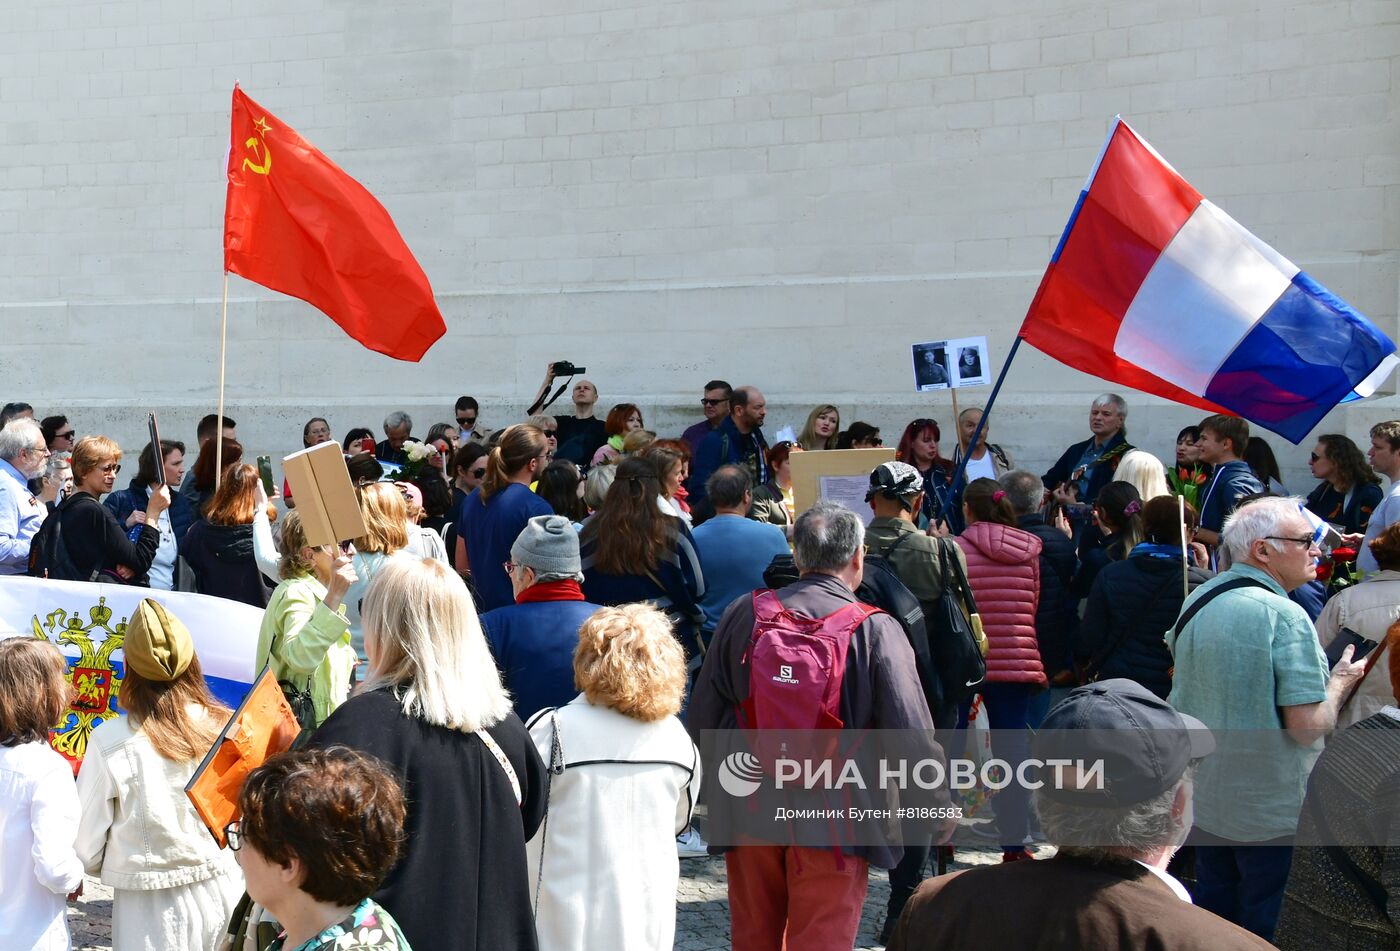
[{"xmin": 185, "ymin": 666, "xmax": 301, "ymax": 847}]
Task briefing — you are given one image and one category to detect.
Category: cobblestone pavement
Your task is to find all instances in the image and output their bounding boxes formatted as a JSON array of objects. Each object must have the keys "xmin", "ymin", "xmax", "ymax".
[{"xmin": 70, "ymin": 834, "xmax": 1048, "ymax": 950}]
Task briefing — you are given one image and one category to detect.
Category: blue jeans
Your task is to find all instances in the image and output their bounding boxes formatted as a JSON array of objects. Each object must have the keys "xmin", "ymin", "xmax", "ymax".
[
  {"xmin": 1191, "ymin": 830, "xmax": 1293, "ymax": 942},
  {"xmin": 959, "ymin": 682, "xmax": 1035, "ymax": 852}
]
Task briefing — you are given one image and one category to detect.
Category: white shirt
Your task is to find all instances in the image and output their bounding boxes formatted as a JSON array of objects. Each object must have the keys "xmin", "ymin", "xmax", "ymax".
[
  {"xmin": 1136, "ymin": 859, "xmax": 1193, "ymax": 903},
  {"xmin": 962, "ymin": 451, "xmax": 998, "ymax": 483},
  {"xmin": 0, "ymin": 742, "xmax": 84, "ymax": 951}
]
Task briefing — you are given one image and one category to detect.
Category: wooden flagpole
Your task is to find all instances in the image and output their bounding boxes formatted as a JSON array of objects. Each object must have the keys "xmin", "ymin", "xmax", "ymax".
[{"xmin": 214, "ymin": 271, "xmax": 229, "ymax": 493}]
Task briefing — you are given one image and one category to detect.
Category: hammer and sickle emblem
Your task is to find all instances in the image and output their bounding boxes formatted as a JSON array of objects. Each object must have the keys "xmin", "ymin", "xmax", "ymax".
[{"xmin": 242, "ymin": 116, "xmax": 272, "ymax": 175}]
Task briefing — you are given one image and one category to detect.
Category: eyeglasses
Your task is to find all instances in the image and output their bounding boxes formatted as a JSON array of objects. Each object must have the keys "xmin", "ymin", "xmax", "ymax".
[
  {"xmin": 457, "ymin": 416, "xmax": 477, "ymax": 427},
  {"xmin": 503, "ymin": 560, "xmax": 517, "ymax": 575},
  {"xmin": 1266, "ymin": 535, "xmax": 1316, "ymax": 549},
  {"xmin": 100, "ymin": 463, "xmax": 121, "ymax": 474},
  {"xmin": 56, "ymin": 430, "xmax": 75, "ymax": 440},
  {"xmin": 542, "ymin": 429, "xmax": 558, "ymax": 437},
  {"xmin": 701, "ymin": 398, "xmax": 729, "ymax": 407},
  {"xmin": 224, "ymin": 820, "xmax": 244, "ymax": 851},
  {"xmin": 1309, "ymin": 452, "xmax": 1322, "ymax": 463},
  {"xmin": 25, "ymin": 446, "xmax": 51, "ymax": 457},
  {"xmin": 469, "ymin": 466, "xmax": 487, "ymax": 478}
]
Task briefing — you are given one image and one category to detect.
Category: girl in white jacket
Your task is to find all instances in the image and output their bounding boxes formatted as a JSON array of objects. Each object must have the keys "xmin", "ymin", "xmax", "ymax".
[
  {"xmin": 75, "ymin": 599, "xmax": 240, "ymax": 951},
  {"xmin": 0, "ymin": 638, "xmax": 85, "ymax": 951}
]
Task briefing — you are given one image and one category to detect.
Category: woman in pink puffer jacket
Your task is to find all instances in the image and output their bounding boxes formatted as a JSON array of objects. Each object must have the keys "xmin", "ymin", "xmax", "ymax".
[{"xmin": 954, "ymin": 477, "xmax": 1046, "ymax": 861}]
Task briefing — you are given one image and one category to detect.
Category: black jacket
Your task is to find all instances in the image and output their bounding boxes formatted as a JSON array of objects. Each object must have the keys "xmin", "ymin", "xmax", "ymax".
[
  {"xmin": 310, "ymin": 688, "xmax": 548, "ymax": 951},
  {"xmin": 1041, "ymin": 432, "xmax": 1132, "ymax": 504},
  {"xmin": 1017, "ymin": 513, "xmax": 1078, "ymax": 679},
  {"xmin": 52, "ymin": 492, "xmax": 160, "ymax": 584},
  {"xmin": 1078, "ymin": 552, "xmax": 1212, "ymax": 698},
  {"xmin": 181, "ymin": 520, "xmax": 272, "ymax": 607}
]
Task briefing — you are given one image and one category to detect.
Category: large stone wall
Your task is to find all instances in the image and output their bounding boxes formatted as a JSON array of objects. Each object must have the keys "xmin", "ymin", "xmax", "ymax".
[{"xmin": 1, "ymin": 0, "xmax": 1396, "ymax": 486}]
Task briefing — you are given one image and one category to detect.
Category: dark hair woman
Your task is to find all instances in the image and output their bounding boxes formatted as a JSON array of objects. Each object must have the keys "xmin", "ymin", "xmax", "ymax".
[
  {"xmin": 1244, "ymin": 435, "xmax": 1288, "ymax": 496},
  {"xmin": 454, "ymin": 424, "xmax": 553, "ymax": 611},
  {"xmin": 230, "ymin": 747, "xmax": 411, "ymax": 950},
  {"xmin": 102, "ymin": 438, "xmax": 195, "ymax": 589},
  {"xmin": 953, "ymin": 476, "xmax": 1044, "ymax": 859},
  {"xmin": 186, "ymin": 436, "xmax": 243, "ymax": 516},
  {"xmin": 342, "ymin": 427, "xmax": 375, "ymax": 455},
  {"xmin": 535, "ymin": 460, "xmax": 587, "ymax": 524},
  {"xmin": 45, "ymin": 435, "xmax": 170, "ymax": 586},
  {"xmin": 1071, "ymin": 480, "xmax": 1143, "ymax": 598},
  {"xmin": 40, "ymin": 415, "xmax": 76, "ymax": 456},
  {"xmin": 578, "ymin": 456, "xmax": 706, "ymax": 657},
  {"xmin": 1078, "ymin": 497, "xmax": 1211, "ymax": 698},
  {"xmin": 75, "ymin": 600, "xmax": 240, "ymax": 948},
  {"xmin": 1306, "ymin": 433, "xmax": 1383, "ymax": 535},
  {"xmin": 0, "ymin": 639, "xmax": 84, "ymax": 948},
  {"xmin": 835, "ymin": 421, "xmax": 881, "ymax": 449},
  {"xmin": 751, "ymin": 440, "xmax": 799, "ymax": 530},
  {"xmin": 896, "ymin": 418, "xmax": 951, "ymax": 529},
  {"xmin": 181, "ymin": 462, "xmax": 275, "ymax": 607}
]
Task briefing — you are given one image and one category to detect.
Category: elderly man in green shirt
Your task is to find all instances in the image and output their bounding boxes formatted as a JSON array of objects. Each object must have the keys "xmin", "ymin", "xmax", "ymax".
[{"xmin": 1168, "ymin": 496, "xmax": 1366, "ymax": 942}]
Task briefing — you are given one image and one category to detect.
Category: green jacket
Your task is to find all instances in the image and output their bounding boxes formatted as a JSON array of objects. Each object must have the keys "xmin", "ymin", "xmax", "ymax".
[
  {"xmin": 256, "ymin": 574, "xmax": 356, "ymax": 726},
  {"xmin": 865, "ymin": 516, "xmax": 967, "ymax": 606}
]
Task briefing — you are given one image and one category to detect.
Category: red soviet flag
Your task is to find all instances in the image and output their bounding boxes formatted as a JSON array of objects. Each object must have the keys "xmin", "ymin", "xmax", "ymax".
[{"xmin": 223, "ymin": 86, "xmax": 445, "ymax": 361}]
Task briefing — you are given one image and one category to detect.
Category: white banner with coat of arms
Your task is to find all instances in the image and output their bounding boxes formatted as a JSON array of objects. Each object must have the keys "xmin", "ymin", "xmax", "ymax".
[{"xmin": 0, "ymin": 577, "xmax": 262, "ymax": 770}]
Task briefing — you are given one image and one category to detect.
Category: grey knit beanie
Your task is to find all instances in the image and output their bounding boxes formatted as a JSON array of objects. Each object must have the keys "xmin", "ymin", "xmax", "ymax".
[{"xmin": 511, "ymin": 515, "xmax": 583, "ymax": 582}]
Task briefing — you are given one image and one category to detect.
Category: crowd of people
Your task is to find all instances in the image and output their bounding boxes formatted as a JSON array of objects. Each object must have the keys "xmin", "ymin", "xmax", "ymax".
[{"xmin": 2, "ymin": 383, "xmax": 1399, "ymax": 950}]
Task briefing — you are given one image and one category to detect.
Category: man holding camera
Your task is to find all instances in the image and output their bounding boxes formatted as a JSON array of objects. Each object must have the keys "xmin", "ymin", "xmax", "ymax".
[{"xmin": 534, "ymin": 362, "xmax": 607, "ymax": 466}]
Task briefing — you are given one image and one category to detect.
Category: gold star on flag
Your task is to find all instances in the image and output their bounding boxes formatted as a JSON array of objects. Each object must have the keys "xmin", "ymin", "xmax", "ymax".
[{"xmin": 253, "ymin": 117, "xmax": 271, "ymax": 136}]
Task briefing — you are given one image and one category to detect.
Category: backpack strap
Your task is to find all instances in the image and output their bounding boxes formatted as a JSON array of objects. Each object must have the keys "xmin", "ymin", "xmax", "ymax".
[
  {"xmin": 751, "ymin": 588, "xmax": 786, "ymax": 623},
  {"xmin": 1170, "ymin": 575, "xmax": 1272, "ymax": 642}
]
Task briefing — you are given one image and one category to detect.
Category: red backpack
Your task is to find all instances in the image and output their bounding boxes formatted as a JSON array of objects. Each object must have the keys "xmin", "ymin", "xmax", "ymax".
[{"xmin": 738, "ymin": 590, "xmax": 881, "ymax": 731}]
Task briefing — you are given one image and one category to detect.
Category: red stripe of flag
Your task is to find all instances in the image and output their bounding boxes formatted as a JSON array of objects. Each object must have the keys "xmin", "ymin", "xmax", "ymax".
[{"xmin": 1020, "ymin": 120, "xmax": 1225, "ymax": 412}]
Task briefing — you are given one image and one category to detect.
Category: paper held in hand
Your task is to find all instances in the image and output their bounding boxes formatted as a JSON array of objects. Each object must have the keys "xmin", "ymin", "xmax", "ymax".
[{"xmin": 281, "ymin": 441, "xmax": 366, "ymax": 548}]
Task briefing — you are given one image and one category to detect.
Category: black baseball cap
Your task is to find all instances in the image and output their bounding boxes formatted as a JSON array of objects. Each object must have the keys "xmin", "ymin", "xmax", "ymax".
[{"xmin": 1031, "ymin": 679, "xmax": 1214, "ymax": 807}]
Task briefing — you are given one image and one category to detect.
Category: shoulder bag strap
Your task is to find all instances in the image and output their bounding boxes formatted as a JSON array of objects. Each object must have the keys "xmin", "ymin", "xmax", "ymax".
[
  {"xmin": 532, "ymin": 710, "xmax": 563, "ymax": 915},
  {"xmin": 1170, "ymin": 576, "xmax": 1271, "ymax": 641},
  {"xmin": 1338, "ymin": 641, "xmax": 1390, "ymax": 718},
  {"xmin": 477, "ymin": 727, "xmax": 522, "ymax": 807}
]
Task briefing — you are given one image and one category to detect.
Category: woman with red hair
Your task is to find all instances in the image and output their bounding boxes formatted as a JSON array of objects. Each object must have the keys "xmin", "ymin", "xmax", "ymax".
[
  {"xmin": 590, "ymin": 404, "xmax": 644, "ymax": 467},
  {"xmin": 895, "ymin": 418, "xmax": 952, "ymax": 529}
]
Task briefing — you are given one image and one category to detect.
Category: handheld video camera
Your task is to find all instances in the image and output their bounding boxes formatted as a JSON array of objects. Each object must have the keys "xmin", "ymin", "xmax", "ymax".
[{"xmin": 551, "ymin": 360, "xmax": 585, "ymax": 376}]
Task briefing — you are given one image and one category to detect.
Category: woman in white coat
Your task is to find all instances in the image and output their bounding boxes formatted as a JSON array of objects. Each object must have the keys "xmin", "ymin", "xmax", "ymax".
[
  {"xmin": 75, "ymin": 599, "xmax": 241, "ymax": 950},
  {"xmin": 526, "ymin": 603, "xmax": 701, "ymax": 951}
]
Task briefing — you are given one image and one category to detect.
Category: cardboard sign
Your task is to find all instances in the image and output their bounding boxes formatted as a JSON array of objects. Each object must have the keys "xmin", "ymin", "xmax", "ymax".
[
  {"xmin": 281, "ymin": 442, "xmax": 366, "ymax": 548},
  {"xmin": 185, "ymin": 666, "xmax": 301, "ymax": 848},
  {"xmin": 790, "ymin": 448, "xmax": 896, "ymax": 525}
]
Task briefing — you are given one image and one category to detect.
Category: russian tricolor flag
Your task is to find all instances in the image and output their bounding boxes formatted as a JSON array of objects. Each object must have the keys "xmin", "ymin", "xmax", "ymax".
[{"xmin": 1021, "ymin": 117, "xmax": 1397, "ymax": 443}]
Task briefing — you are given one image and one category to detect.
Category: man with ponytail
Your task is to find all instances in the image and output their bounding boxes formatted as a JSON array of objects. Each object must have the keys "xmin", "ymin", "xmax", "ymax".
[{"xmin": 454, "ymin": 423, "xmax": 553, "ymax": 611}]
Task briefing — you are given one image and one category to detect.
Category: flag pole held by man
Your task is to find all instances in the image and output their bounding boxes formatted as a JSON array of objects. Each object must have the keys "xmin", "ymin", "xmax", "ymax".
[
  {"xmin": 223, "ymin": 85, "xmax": 446, "ymax": 363},
  {"xmin": 1016, "ymin": 116, "xmax": 1397, "ymax": 444}
]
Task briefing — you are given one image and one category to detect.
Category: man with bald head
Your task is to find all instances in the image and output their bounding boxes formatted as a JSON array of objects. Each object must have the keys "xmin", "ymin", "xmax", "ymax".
[
  {"xmin": 688, "ymin": 385, "xmax": 770, "ymax": 513},
  {"xmin": 532, "ymin": 362, "xmax": 608, "ymax": 466}
]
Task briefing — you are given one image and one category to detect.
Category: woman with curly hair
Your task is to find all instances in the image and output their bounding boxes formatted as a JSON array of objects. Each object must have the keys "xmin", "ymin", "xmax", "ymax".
[
  {"xmin": 526, "ymin": 604, "xmax": 701, "ymax": 951},
  {"xmin": 228, "ymin": 747, "xmax": 410, "ymax": 950},
  {"xmin": 1306, "ymin": 433, "xmax": 1383, "ymax": 534},
  {"xmin": 797, "ymin": 405, "xmax": 840, "ymax": 451}
]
